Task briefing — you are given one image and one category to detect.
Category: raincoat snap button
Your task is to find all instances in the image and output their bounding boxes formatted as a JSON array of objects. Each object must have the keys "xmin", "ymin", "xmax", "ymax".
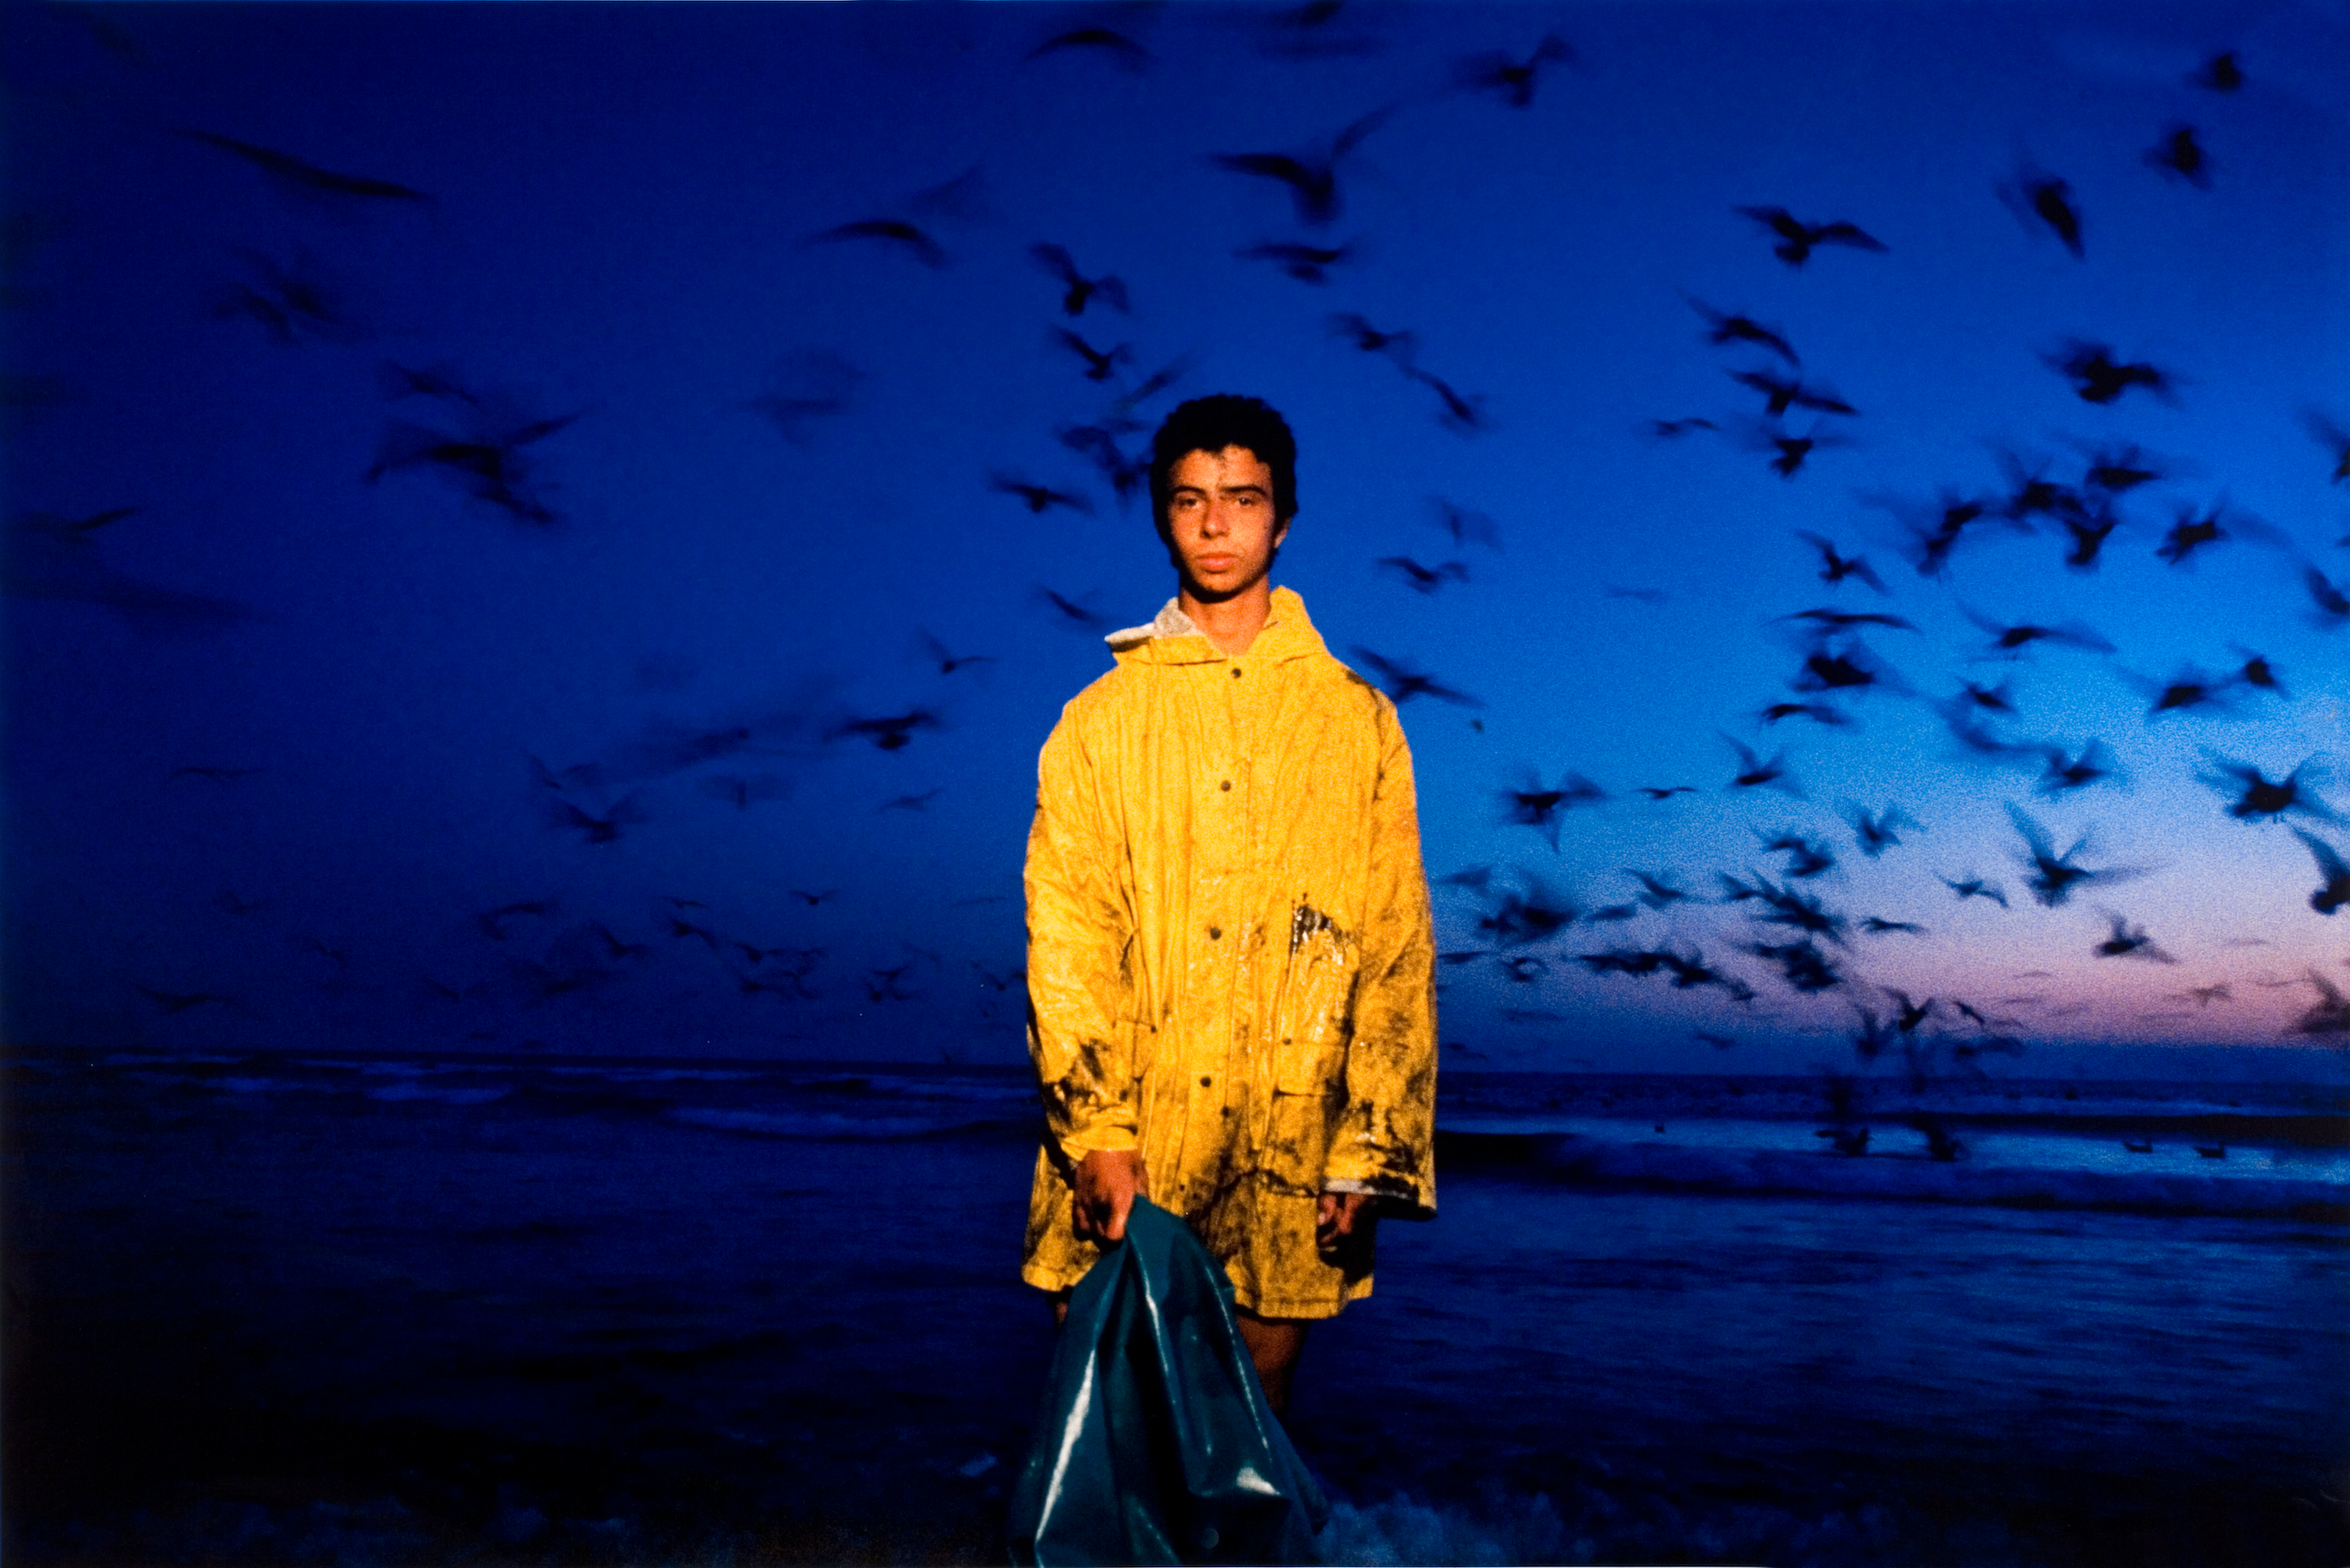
[
  {"xmin": 1231, "ymin": 667, "xmax": 1243, "ymax": 679},
  {"xmin": 1199, "ymin": 1075, "xmax": 1212, "ymax": 1087},
  {"xmin": 1208, "ymin": 925, "xmax": 1222, "ymax": 940},
  {"xmin": 1219, "ymin": 780, "xmax": 1232, "ymax": 792}
]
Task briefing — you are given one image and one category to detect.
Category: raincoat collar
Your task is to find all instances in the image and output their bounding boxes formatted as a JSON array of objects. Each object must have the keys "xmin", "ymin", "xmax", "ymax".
[{"xmin": 1105, "ymin": 586, "xmax": 1325, "ymax": 666}]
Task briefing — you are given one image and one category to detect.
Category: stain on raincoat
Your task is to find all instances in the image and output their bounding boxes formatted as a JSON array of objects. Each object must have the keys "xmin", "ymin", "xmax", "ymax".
[{"xmin": 1020, "ymin": 587, "xmax": 1437, "ymax": 1319}]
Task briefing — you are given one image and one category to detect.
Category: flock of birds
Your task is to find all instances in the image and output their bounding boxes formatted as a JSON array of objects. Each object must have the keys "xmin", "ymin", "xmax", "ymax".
[{"xmin": 14, "ymin": 5, "xmax": 2349, "ymax": 1082}]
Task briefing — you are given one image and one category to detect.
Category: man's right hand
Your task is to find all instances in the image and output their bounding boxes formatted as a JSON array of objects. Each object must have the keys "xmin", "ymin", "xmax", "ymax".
[{"xmin": 1071, "ymin": 1148, "xmax": 1148, "ymax": 1245}]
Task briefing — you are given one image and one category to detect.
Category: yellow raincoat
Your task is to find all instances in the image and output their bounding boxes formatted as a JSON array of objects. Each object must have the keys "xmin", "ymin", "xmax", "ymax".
[{"xmin": 1020, "ymin": 586, "xmax": 1437, "ymax": 1319}]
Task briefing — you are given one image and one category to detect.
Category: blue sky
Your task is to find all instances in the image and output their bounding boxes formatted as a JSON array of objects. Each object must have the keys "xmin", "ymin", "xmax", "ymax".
[{"xmin": 5, "ymin": 0, "xmax": 2346, "ymax": 1075}]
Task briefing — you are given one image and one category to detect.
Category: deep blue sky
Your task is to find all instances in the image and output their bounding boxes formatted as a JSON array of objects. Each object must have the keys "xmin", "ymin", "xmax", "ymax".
[{"xmin": 5, "ymin": 0, "xmax": 2345, "ymax": 1074}]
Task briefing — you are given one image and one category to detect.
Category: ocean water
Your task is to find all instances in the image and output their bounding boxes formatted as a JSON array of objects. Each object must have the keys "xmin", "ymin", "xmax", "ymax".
[{"xmin": 6, "ymin": 1048, "xmax": 2345, "ymax": 1565}]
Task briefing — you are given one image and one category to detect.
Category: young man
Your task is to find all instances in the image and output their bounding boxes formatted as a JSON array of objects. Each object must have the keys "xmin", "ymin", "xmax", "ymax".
[{"xmin": 1020, "ymin": 393, "xmax": 1438, "ymax": 1415}]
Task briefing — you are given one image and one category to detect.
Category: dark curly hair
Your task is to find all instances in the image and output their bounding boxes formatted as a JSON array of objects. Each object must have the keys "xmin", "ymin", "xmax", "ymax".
[{"xmin": 1148, "ymin": 395, "xmax": 1298, "ymax": 542}]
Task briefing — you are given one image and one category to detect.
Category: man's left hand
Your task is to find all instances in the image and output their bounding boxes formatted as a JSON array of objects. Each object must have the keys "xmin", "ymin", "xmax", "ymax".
[{"xmin": 1315, "ymin": 1190, "xmax": 1378, "ymax": 1264}]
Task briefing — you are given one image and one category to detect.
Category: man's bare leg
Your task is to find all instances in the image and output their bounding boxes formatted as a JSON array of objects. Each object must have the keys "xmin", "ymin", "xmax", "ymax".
[
  {"xmin": 1050, "ymin": 1296, "xmax": 1308, "ymax": 1416},
  {"xmin": 1233, "ymin": 1307, "xmax": 1307, "ymax": 1417}
]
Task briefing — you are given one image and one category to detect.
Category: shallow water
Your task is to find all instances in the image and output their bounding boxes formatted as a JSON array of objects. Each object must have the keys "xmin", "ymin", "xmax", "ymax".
[{"xmin": 7, "ymin": 1049, "xmax": 2345, "ymax": 1563}]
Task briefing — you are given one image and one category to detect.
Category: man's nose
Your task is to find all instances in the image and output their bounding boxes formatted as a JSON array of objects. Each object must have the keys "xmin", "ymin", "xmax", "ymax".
[{"xmin": 1202, "ymin": 500, "xmax": 1233, "ymax": 534}]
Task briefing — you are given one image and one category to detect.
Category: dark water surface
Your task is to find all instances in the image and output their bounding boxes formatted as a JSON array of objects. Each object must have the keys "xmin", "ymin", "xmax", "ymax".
[{"xmin": 7, "ymin": 1051, "xmax": 2345, "ymax": 1564}]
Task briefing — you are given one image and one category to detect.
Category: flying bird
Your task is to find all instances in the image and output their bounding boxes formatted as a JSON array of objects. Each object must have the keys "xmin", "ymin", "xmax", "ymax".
[
  {"xmin": 180, "ymin": 128, "xmax": 432, "ymax": 203},
  {"xmin": 2045, "ymin": 341, "xmax": 2175, "ymax": 406},
  {"xmin": 2038, "ymin": 742, "xmax": 2120, "ymax": 796},
  {"xmin": 1960, "ymin": 606, "xmax": 2115, "ymax": 658},
  {"xmin": 802, "ymin": 218, "xmax": 948, "ymax": 268},
  {"xmin": 1328, "ymin": 312, "xmax": 1419, "ymax": 368},
  {"xmin": 2006, "ymin": 803, "xmax": 2141, "ymax": 907},
  {"xmin": 1025, "ymin": 24, "xmax": 1149, "ymax": 69},
  {"xmin": 2093, "ymin": 914, "xmax": 2176, "ymax": 964},
  {"xmin": 916, "ymin": 630, "xmax": 995, "ymax": 675},
  {"xmin": 2291, "ymin": 830, "xmax": 2350, "ymax": 914},
  {"xmin": 1233, "ymin": 240, "xmax": 1355, "ymax": 285},
  {"xmin": 826, "ymin": 710, "xmax": 943, "ymax": 751},
  {"xmin": 2001, "ymin": 164, "xmax": 2084, "ymax": 257},
  {"xmin": 988, "ymin": 473, "xmax": 1094, "ymax": 516},
  {"xmin": 1036, "ymin": 586, "xmax": 1111, "ymax": 630},
  {"xmin": 2300, "ymin": 566, "xmax": 2350, "ymax": 627},
  {"xmin": 2189, "ymin": 51, "xmax": 2243, "ymax": 92},
  {"xmin": 1845, "ymin": 803, "xmax": 1920, "ymax": 858},
  {"xmin": 1377, "ymin": 556, "xmax": 1469, "ymax": 595},
  {"xmin": 1941, "ymin": 876, "xmax": 2008, "ymax": 909},
  {"xmin": 1428, "ymin": 498, "xmax": 1503, "ymax": 551},
  {"xmin": 1050, "ymin": 327, "xmax": 1132, "ymax": 382},
  {"xmin": 1498, "ymin": 771, "xmax": 1606, "ymax": 848},
  {"xmin": 2199, "ymin": 755, "xmax": 2329, "ymax": 823},
  {"xmin": 2144, "ymin": 124, "xmax": 2213, "ymax": 187},
  {"xmin": 1734, "ymin": 206, "xmax": 1887, "ymax": 267},
  {"xmin": 1208, "ymin": 107, "xmax": 1392, "ymax": 227},
  {"xmin": 1349, "ymin": 646, "xmax": 1484, "ymax": 708},
  {"xmin": 1683, "ymin": 294, "xmax": 1800, "ymax": 365},
  {"xmin": 1452, "ymin": 33, "xmax": 1574, "ymax": 107},
  {"xmin": 1029, "ymin": 243, "xmax": 1129, "ymax": 316},
  {"xmin": 1730, "ymin": 369, "xmax": 1856, "ymax": 418},
  {"xmin": 1723, "ymin": 735, "xmax": 1802, "ymax": 795},
  {"xmin": 1794, "ymin": 533, "xmax": 1886, "ymax": 593}
]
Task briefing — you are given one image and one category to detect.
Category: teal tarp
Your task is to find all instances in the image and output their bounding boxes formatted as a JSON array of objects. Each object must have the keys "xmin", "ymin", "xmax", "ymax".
[{"xmin": 1005, "ymin": 1198, "xmax": 1329, "ymax": 1566}]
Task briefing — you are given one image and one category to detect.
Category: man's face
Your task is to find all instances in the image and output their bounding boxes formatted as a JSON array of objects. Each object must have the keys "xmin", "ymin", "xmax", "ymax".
[{"xmin": 1164, "ymin": 446, "xmax": 1287, "ymax": 603}]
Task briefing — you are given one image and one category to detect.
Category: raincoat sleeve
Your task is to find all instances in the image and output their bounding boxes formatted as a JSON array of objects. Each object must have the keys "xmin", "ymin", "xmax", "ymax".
[
  {"xmin": 1323, "ymin": 701, "xmax": 1439, "ymax": 1217},
  {"xmin": 1026, "ymin": 707, "xmax": 1142, "ymax": 1164}
]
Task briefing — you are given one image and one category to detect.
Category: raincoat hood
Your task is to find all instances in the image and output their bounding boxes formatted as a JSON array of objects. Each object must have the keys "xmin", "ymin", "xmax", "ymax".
[{"xmin": 1104, "ymin": 586, "xmax": 1328, "ymax": 667}]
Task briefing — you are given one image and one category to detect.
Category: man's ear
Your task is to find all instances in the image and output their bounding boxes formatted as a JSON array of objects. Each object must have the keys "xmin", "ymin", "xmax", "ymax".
[{"xmin": 1273, "ymin": 519, "xmax": 1291, "ymax": 552}]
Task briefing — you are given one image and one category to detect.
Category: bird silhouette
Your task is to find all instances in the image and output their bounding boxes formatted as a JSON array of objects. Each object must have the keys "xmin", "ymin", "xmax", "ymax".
[
  {"xmin": 826, "ymin": 710, "xmax": 943, "ymax": 751},
  {"xmin": 2093, "ymin": 913, "xmax": 2176, "ymax": 964},
  {"xmin": 2198, "ymin": 754, "xmax": 2329, "ymax": 822},
  {"xmin": 1940, "ymin": 874, "xmax": 2009, "ymax": 909},
  {"xmin": 1037, "ymin": 587, "xmax": 1112, "ymax": 630},
  {"xmin": 801, "ymin": 218, "xmax": 948, "ymax": 268},
  {"xmin": 2002, "ymin": 164, "xmax": 2085, "ymax": 257},
  {"xmin": 2006, "ymin": 803, "xmax": 2142, "ymax": 906},
  {"xmin": 2144, "ymin": 124, "xmax": 2213, "ymax": 187},
  {"xmin": 181, "ymin": 128, "xmax": 432, "ymax": 203},
  {"xmin": 1050, "ymin": 327, "xmax": 1133, "ymax": 382},
  {"xmin": 2190, "ymin": 51, "xmax": 2243, "ymax": 92},
  {"xmin": 1377, "ymin": 556, "xmax": 1469, "ymax": 595},
  {"xmin": 1452, "ymin": 33, "xmax": 1574, "ymax": 107},
  {"xmin": 1642, "ymin": 417, "xmax": 1719, "ymax": 439},
  {"xmin": 1427, "ymin": 498, "xmax": 1503, "ymax": 551},
  {"xmin": 1793, "ymin": 532, "xmax": 1887, "ymax": 593},
  {"xmin": 2298, "ymin": 408, "xmax": 2350, "ymax": 484},
  {"xmin": 1027, "ymin": 24, "xmax": 1150, "ymax": 69},
  {"xmin": 1683, "ymin": 294, "xmax": 1800, "ymax": 365},
  {"xmin": 1208, "ymin": 107, "xmax": 1391, "ymax": 226},
  {"xmin": 1734, "ymin": 206, "xmax": 1887, "ymax": 267},
  {"xmin": 2038, "ymin": 742, "xmax": 2120, "ymax": 796},
  {"xmin": 1233, "ymin": 239, "xmax": 1355, "ymax": 284},
  {"xmin": 1730, "ymin": 369, "xmax": 1856, "ymax": 418},
  {"xmin": 988, "ymin": 473, "xmax": 1094, "ymax": 516},
  {"xmin": 1029, "ymin": 243, "xmax": 1129, "ymax": 316},
  {"xmin": 1722, "ymin": 735, "xmax": 1803, "ymax": 795},
  {"xmin": 1494, "ymin": 771, "xmax": 1607, "ymax": 846},
  {"xmin": 2046, "ymin": 341, "xmax": 2175, "ymax": 405},
  {"xmin": 2291, "ymin": 830, "xmax": 2350, "ymax": 914},
  {"xmin": 916, "ymin": 630, "xmax": 996, "ymax": 675},
  {"xmin": 1846, "ymin": 803, "xmax": 1921, "ymax": 857},
  {"xmin": 1328, "ymin": 311, "xmax": 1419, "ymax": 369},
  {"xmin": 1960, "ymin": 606, "xmax": 2115, "ymax": 658},
  {"xmin": 2298, "ymin": 566, "xmax": 2350, "ymax": 626},
  {"xmin": 1349, "ymin": 647, "xmax": 1484, "ymax": 708}
]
